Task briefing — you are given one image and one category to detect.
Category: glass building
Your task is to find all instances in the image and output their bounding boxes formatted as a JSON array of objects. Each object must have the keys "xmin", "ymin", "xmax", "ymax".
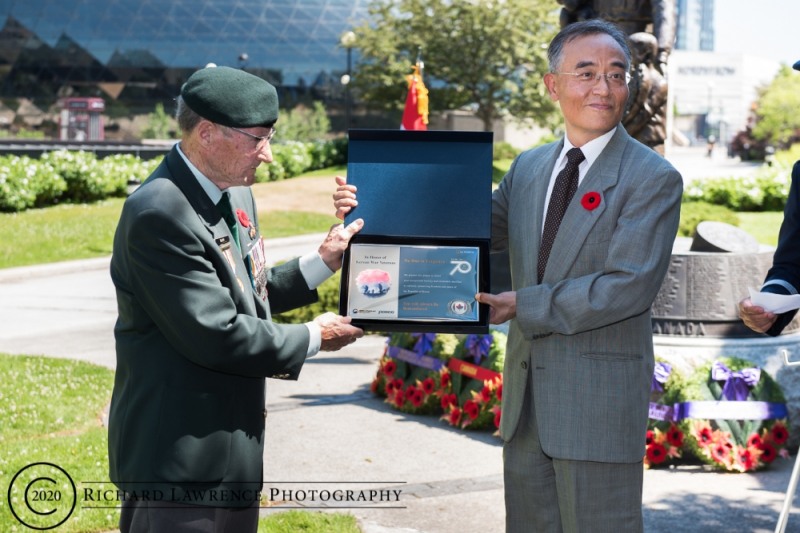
[{"xmin": 0, "ymin": 0, "xmax": 369, "ymax": 113}]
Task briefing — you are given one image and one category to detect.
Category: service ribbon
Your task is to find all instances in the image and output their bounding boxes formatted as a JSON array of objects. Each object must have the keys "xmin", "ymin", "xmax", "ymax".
[
  {"xmin": 387, "ymin": 346, "xmax": 444, "ymax": 371},
  {"xmin": 447, "ymin": 358, "xmax": 501, "ymax": 382},
  {"xmin": 673, "ymin": 401, "xmax": 787, "ymax": 421}
]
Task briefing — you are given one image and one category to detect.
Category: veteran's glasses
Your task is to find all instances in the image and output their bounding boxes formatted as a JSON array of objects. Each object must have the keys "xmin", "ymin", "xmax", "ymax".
[
  {"xmin": 228, "ymin": 126, "xmax": 276, "ymax": 148},
  {"xmin": 556, "ymin": 70, "xmax": 632, "ymax": 87}
]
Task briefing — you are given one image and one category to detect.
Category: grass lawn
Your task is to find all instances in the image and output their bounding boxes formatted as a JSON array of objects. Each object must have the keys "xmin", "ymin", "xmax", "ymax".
[{"xmin": 0, "ymin": 191, "xmax": 338, "ymax": 270}]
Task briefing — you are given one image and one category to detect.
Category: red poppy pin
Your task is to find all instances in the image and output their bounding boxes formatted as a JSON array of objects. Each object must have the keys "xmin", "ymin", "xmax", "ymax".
[
  {"xmin": 236, "ymin": 209, "xmax": 257, "ymax": 239},
  {"xmin": 581, "ymin": 192, "xmax": 601, "ymax": 211}
]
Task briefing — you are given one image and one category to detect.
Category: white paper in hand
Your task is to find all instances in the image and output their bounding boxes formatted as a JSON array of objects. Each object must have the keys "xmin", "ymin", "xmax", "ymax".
[{"xmin": 748, "ymin": 287, "xmax": 800, "ymax": 314}]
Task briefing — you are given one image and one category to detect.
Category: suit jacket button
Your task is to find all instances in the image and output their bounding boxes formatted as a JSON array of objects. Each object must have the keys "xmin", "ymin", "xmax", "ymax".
[
  {"xmin": 521, "ymin": 361, "xmax": 528, "ymax": 370},
  {"xmin": 263, "ymin": 409, "xmax": 268, "ymax": 419}
]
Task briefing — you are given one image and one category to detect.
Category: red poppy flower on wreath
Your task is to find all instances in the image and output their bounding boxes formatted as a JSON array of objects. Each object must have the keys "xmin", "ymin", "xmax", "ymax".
[
  {"xmin": 393, "ymin": 389, "xmax": 405, "ymax": 407},
  {"xmin": 440, "ymin": 371, "xmax": 451, "ymax": 388},
  {"xmin": 383, "ymin": 360, "xmax": 397, "ymax": 377},
  {"xmin": 236, "ymin": 209, "xmax": 251, "ymax": 227},
  {"xmin": 421, "ymin": 377, "xmax": 435, "ymax": 395},
  {"xmin": 492, "ymin": 406, "xmax": 501, "ymax": 429},
  {"xmin": 410, "ymin": 389, "xmax": 424, "ymax": 407},
  {"xmin": 760, "ymin": 442, "xmax": 777, "ymax": 463},
  {"xmin": 496, "ymin": 383, "xmax": 502, "ymax": 401},
  {"xmin": 480, "ymin": 386, "xmax": 492, "ymax": 403},
  {"xmin": 711, "ymin": 442, "xmax": 729, "ymax": 464},
  {"xmin": 581, "ymin": 191, "xmax": 601, "ymax": 211},
  {"xmin": 667, "ymin": 425, "xmax": 684, "ymax": 447},
  {"xmin": 645, "ymin": 430, "xmax": 655, "ymax": 446},
  {"xmin": 646, "ymin": 443, "xmax": 667, "ymax": 465},
  {"xmin": 696, "ymin": 425, "xmax": 714, "ymax": 448},
  {"xmin": 448, "ymin": 407, "xmax": 462, "ymax": 426},
  {"xmin": 405, "ymin": 385, "xmax": 418, "ymax": 402},
  {"xmin": 463, "ymin": 400, "xmax": 480, "ymax": 420},
  {"xmin": 747, "ymin": 433, "xmax": 763, "ymax": 448},
  {"xmin": 772, "ymin": 422, "xmax": 789, "ymax": 445},
  {"xmin": 738, "ymin": 447, "xmax": 759, "ymax": 471}
]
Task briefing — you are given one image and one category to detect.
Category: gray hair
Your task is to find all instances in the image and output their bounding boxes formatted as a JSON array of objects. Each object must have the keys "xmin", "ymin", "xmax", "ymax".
[
  {"xmin": 547, "ymin": 19, "xmax": 631, "ymax": 73},
  {"xmin": 175, "ymin": 96, "xmax": 203, "ymax": 133}
]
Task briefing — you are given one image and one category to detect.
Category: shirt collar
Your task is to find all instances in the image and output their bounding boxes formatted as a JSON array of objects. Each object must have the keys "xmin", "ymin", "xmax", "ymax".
[
  {"xmin": 559, "ymin": 126, "xmax": 617, "ymax": 172},
  {"xmin": 176, "ymin": 142, "xmax": 224, "ymax": 205}
]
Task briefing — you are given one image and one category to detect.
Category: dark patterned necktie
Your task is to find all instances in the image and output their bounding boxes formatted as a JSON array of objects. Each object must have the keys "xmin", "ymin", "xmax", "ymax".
[
  {"xmin": 217, "ymin": 192, "xmax": 240, "ymax": 250},
  {"xmin": 537, "ymin": 147, "xmax": 585, "ymax": 283}
]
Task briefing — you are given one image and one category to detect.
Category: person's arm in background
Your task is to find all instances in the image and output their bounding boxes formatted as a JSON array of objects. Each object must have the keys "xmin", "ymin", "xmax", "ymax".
[{"xmin": 739, "ymin": 161, "xmax": 800, "ymax": 336}]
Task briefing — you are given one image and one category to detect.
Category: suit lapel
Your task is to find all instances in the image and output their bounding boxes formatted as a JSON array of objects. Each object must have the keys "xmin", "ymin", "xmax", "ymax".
[
  {"xmin": 543, "ymin": 127, "xmax": 627, "ymax": 283},
  {"xmin": 164, "ymin": 148, "xmax": 256, "ymax": 308}
]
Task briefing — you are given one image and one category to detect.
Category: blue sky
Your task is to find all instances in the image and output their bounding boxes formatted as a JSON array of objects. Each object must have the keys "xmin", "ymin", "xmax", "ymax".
[{"xmin": 714, "ymin": 0, "xmax": 799, "ymax": 67}]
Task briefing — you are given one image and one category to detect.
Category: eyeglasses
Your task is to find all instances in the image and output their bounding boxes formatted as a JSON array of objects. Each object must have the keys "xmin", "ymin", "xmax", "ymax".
[
  {"xmin": 228, "ymin": 126, "xmax": 276, "ymax": 148},
  {"xmin": 555, "ymin": 71, "xmax": 631, "ymax": 87}
]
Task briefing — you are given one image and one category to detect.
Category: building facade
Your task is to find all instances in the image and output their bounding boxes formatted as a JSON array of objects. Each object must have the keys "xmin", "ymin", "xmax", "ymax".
[
  {"xmin": 668, "ymin": 50, "xmax": 780, "ymax": 146},
  {"xmin": 675, "ymin": 0, "xmax": 714, "ymax": 52},
  {"xmin": 0, "ymin": 0, "xmax": 370, "ymax": 132}
]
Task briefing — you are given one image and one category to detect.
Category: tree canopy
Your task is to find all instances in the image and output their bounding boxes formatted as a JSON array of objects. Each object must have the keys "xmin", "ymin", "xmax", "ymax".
[
  {"xmin": 349, "ymin": 0, "xmax": 561, "ymax": 132},
  {"xmin": 752, "ymin": 65, "xmax": 800, "ymax": 147}
]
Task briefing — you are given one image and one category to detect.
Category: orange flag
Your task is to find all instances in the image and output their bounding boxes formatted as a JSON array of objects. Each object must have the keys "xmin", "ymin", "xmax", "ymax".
[{"xmin": 401, "ymin": 64, "xmax": 428, "ymax": 130}]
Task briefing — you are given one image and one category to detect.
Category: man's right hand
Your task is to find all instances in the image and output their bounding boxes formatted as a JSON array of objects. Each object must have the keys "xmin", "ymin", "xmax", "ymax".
[
  {"xmin": 738, "ymin": 297, "xmax": 778, "ymax": 334},
  {"xmin": 314, "ymin": 312, "xmax": 364, "ymax": 351}
]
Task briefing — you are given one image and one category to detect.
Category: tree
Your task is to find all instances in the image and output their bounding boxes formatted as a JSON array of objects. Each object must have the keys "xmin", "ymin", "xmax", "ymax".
[
  {"xmin": 752, "ymin": 65, "xmax": 800, "ymax": 148},
  {"xmin": 350, "ymin": 0, "xmax": 560, "ymax": 132}
]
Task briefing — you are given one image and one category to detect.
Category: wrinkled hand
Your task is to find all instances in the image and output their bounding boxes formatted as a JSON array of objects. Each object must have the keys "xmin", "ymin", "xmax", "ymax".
[
  {"xmin": 738, "ymin": 297, "xmax": 777, "ymax": 334},
  {"xmin": 318, "ymin": 218, "xmax": 363, "ymax": 271},
  {"xmin": 475, "ymin": 291, "xmax": 517, "ymax": 324},
  {"xmin": 315, "ymin": 312, "xmax": 364, "ymax": 351},
  {"xmin": 333, "ymin": 175, "xmax": 358, "ymax": 221}
]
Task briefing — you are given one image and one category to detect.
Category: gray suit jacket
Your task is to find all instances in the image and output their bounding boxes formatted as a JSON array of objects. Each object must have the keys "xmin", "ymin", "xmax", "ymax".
[{"xmin": 492, "ymin": 126, "xmax": 682, "ymax": 463}]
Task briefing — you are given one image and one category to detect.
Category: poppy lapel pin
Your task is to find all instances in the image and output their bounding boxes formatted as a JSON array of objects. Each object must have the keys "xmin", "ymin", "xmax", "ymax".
[
  {"xmin": 236, "ymin": 209, "xmax": 257, "ymax": 239},
  {"xmin": 581, "ymin": 192, "xmax": 601, "ymax": 211}
]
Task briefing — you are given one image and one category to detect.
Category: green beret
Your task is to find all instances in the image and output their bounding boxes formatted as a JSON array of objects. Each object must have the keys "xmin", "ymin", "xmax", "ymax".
[{"xmin": 181, "ymin": 66, "xmax": 278, "ymax": 127}]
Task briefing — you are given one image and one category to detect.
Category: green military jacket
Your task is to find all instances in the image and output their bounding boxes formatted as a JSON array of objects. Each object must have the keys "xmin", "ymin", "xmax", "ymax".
[{"xmin": 109, "ymin": 146, "xmax": 317, "ymax": 506}]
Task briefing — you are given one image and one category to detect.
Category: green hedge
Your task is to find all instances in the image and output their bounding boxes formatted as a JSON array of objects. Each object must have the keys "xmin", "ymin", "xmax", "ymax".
[
  {"xmin": 0, "ymin": 152, "xmax": 160, "ymax": 212},
  {"xmin": 0, "ymin": 138, "xmax": 349, "ymax": 213},
  {"xmin": 682, "ymin": 164, "xmax": 791, "ymax": 212}
]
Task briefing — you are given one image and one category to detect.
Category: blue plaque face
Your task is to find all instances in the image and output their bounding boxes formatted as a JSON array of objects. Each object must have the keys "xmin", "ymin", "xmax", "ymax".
[{"xmin": 341, "ymin": 130, "xmax": 493, "ymax": 333}]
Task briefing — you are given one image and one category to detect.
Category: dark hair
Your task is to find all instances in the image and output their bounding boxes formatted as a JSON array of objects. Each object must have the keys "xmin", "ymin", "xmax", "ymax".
[{"xmin": 547, "ymin": 19, "xmax": 631, "ymax": 73}]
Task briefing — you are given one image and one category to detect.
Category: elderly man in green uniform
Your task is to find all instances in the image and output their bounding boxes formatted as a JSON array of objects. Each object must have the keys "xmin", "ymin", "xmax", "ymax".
[{"xmin": 108, "ymin": 66, "xmax": 364, "ymax": 532}]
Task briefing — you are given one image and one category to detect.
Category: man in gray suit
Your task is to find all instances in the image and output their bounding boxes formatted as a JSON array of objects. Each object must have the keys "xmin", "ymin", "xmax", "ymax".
[{"xmin": 475, "ymin": 20, "xmax": 682, "ymax": 532}]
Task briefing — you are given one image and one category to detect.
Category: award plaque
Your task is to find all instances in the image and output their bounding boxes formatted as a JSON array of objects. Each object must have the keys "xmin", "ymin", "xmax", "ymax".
[{"xmin": 340, "ymin": 129, "xmax": 493, "ymax": 333}]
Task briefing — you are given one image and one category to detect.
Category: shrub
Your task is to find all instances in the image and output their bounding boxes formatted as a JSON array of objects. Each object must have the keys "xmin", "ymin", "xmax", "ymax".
[
  {"xmin": 682, "ymin": 165, "xmax": 791, "ymax": 212},
  {"xmin": 0, "ymin": 155, "xmax": 66, "ymax": 211},
  {"xmin": 678, "ymin": 201, "xmax": 739, "ymax": 237},
  {"xmin": 272, "ymin": 272, "xmax": 341, "ymax": 324},
  {"xmin": 278, "ymin": 102, "xmax": 331, "ymax": 142},
  {"xmin": 493, "ymin": 141, "xmax": 519, "ymax": 161}
]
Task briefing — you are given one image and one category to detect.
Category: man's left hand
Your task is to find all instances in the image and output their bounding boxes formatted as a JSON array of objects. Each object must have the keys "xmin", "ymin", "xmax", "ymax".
[
  {"xmin": 475, "ymin": 291, "xmax": 517, "ymax": 324},
  {"xmin": 318, "ymin": 218, "xmax": 364, "ymax": 271}
]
